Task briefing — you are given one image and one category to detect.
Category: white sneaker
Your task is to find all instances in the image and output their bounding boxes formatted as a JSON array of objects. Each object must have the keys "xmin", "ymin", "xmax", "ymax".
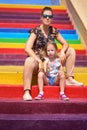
[
  {"xmin": 23, "ymin": 93, "xmax": 32, "ymax": 101},
  {"xmin": 66, "ymin": 79, "xmax": 83, "ymax": 86}
]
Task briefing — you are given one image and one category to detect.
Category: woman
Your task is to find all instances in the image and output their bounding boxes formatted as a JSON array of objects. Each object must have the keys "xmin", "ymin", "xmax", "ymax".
[{"xmin": 23, "ymin": 6, "xmax": 83, "ymax": 101}]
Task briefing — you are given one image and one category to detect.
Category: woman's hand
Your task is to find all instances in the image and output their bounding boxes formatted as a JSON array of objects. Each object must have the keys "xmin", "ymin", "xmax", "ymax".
[{"xmin": 59, "ymin": 51, "xmax": 66, "ymax": 64}]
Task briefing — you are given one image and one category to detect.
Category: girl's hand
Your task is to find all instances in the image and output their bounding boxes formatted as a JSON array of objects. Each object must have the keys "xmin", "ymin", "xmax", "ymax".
[{"xmin": 38, "ymin": 60, "xmax": 44, "ymax": 72}]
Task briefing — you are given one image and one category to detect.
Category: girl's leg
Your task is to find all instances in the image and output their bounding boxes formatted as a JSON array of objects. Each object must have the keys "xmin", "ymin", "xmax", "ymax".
[
  {"xmin": 55, "ymin": 70, "xmax": 69, "ymax": 100},
  {"xmin": 23, "ymin": 57, "xmax": 38, "ymax": 101},
  {"xmin": 35, "ymin": 71, "xmax": 49, "ymax": 100},
  {"xmin": 55, "ymin": 70, "xmax": 65, "ymax": 92}
]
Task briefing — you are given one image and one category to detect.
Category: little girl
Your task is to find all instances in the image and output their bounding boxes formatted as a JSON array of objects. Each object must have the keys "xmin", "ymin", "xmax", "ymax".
[{"xmin": 35, "ymin": 41, "xmax": 69, "ymax": 101}]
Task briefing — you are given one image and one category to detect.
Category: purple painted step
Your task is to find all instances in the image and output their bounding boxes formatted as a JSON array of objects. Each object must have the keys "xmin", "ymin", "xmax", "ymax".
[
  {"xmin": 0, "ymin": 19, "xmax": 71, "ymax": 24},
  {"xmin": 0, "ymin": 99, "xmax": 87, "ymax": 114},
  {"xmin": 0, "ymin": 13, "xmax": 69, "ymax": 18},
  {"xmin": 0, "ymin": 114, "xmax": 87, "ymax": 130},
  {"xmin": 0, "ymin": 59, "xmax": 87, "ymax": 66},
  {"xmin": 0, "ymin": 54, "xmax": 26, "ymax": 59},
  {"xmin": 0, "ymin": 12, "xmax": 69, "ymax": 16},
  {"xmin": 76, "ymin": 55, "xmax": 87, "ymax": 60},
  {"xmin": 75, "ymin": 61, "xmax": 87, "ymax": 67},
  {"xmin": 0, "ymin": 15, "xmax": 70, "ymax": 20},
  {"xmin": 0, "ymin": 54, "xmax": 87, "ymax": 66},
  {"xmin": 0, "ymin": 54, "xmax": 87, "ymax": 60},
  {"xmin": 0, "ymin": 60, "xmax": 24, "ymax": 65}
]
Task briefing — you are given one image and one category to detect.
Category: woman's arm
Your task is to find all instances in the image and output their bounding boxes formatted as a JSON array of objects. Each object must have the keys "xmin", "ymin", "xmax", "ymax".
[
  {"xmin": 56, "ymin": 33, "xmax": 69, "ymax": 64},
  {"xmin": 25, "ymin": 32, "xmax": 42, "ymax": 63}
]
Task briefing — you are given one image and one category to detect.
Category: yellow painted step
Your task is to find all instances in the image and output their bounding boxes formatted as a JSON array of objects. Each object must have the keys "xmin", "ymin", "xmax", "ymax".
[
  {"xmin": 0, "ymin": 4, "xmax": 66, "ymax": 9},
  {"xmin": 0, "ymin": 42, "xmax": 85, "ymax": 50},
  {"xmin": 0, "ymin": 66, "xmax": 87, "ymax": 85},
  {"xmin": 0, "ymin": 43, "xmax": 25, "ymax": 49},
  {"xmin": 57, "ymin": 44, "xmax": 85, "ymax": 50}
]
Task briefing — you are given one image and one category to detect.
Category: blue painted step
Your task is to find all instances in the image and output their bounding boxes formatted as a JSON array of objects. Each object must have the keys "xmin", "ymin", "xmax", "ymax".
[
  {"xmin": 0, "ymin": 0, "xmax": 57, "ymax": 5},
  {"xmin": 0, "ymin": 32, "xmax": 79, "ymax": 39},
  {"xmin": 0, "ymin": 28, "xmax": 76, "ymax": 34}
]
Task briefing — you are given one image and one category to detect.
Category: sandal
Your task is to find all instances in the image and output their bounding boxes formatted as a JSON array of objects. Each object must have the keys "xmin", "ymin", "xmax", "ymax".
[
  {"xmin": 59, "ymin": 94, "xmax": 69, "ymax": 101},
  {"xmin": 35, "ymin": 93, "xmax": 44, "ymax": 100}
]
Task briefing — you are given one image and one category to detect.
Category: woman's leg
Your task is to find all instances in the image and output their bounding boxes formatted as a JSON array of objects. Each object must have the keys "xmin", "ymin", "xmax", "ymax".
[
  {"xmin": 23, "ymin": 57, "xmax": 38, "ymax": 100},
  {"xmin": 65, "ymin": 47, "xmax": 83, "ymax": 86}
]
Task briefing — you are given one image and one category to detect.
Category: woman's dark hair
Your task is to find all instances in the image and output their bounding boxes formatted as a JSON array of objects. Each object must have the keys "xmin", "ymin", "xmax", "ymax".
[{"xmin": 41, "ymin": 7, "xmax": 53, "ymax": 16}]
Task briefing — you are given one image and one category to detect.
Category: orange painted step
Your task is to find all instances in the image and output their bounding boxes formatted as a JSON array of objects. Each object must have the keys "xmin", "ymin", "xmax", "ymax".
[{"xmin": 0, "ymin": 85, "xmax": 87, "ymax": 99}]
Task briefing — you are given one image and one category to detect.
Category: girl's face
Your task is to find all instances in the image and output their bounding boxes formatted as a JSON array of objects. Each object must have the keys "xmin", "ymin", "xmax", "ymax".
[
  {"xmin": 46, "ymin": 44, "xmax": 57, "ymax": 59},
  {"xmin": 41, "ymin": 10, "xmax": 53, "ymax": 26}
]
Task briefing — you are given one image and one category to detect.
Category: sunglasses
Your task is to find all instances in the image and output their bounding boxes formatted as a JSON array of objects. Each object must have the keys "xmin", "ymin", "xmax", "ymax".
[{"xmin": 42, "ymin": 14, "xmax": 53, "ymax": 19}]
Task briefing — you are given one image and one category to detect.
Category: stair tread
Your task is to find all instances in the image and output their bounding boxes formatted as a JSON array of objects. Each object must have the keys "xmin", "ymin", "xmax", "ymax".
[
  {"xmin": 0, "ymin": 66, "xmax": 87, "ymax": 72},
  {"xmin": 0, "ymin": 98, "xmax": 87, "ymax": 114},
  {"xmin": 0, "ymin": 113, "xmax": 87, "ymax": 120}
]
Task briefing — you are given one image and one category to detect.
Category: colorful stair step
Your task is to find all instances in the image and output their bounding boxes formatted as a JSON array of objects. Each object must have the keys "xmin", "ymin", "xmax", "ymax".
[
  {"xmin": 0, "ymin": 28, "xmax": 76, "ymax": 34},
  {"xmin": 0, "ymin": 38, "xmax": 81, "ymax": 44},
  {"xmin": 0, "ymin": 59, "xmax": 87, "ymax": 66},
  {"xmin": 0, "ymin": 43, "xmax": 84, "ymax": 50},
  {"xmin": 0, "ymin": 0, "xmax": 54, "ymax": 5},
  {"xmin": 0, "ymin": 32, "xmax": 79, "ymax": 39},
  {"xmin": 0, "ymin": 85, "xmax": 87, "ymax": 98},
  {"xmin": 0, "ymin": 54, "xmax": 87, "ymax": 66},
  {"xmin": 0, "ymin": 19, "xmax": 72, "ymax": 24},
  {"xmin": 0, "ymin": 54, "xmax": 86, "ymax": 60},
  {"xmin": 0, "ymin": 11, "xmax": 68, "ymax": 15},
  {"xmin": 0, "ymin": 48, "xmax": 86, "ymax": 55},
  {"xmin": 0, "ymin": 66, "xmax": 87, "ymax": 85},
  {"xmin": 0, "ymin": 4, "xmax": 66, "ymax": 10},
  {"xmin": 0, "ymin": 7, "xmax": 67, "ymax": 13},
  {"xmin": 0, "ymin": 23, "xmax": 74, "ymax": 29},
  {"xmin": 0, "ymin": 113, "xmax": 87, "ymax": 130}
]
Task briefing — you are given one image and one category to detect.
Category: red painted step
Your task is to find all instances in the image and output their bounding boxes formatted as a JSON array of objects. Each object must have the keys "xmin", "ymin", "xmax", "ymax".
[
  {"xmin": 0, "ymin": 23, "xmax": 74, "ymax": 29},
  {"xmin": 0, "ymin": 85, "xmax": 87, "ymax": 99},
  {"xmin": 0, "ymin": 48, "xmax": 86, "ymax": 55},
  {"xmin": 0, "ymin": 8, "xmax": 67, "ymax": 13},
  {"xmin": 0, "ymin": 48, "xmax": 25, "ymax": 54}
]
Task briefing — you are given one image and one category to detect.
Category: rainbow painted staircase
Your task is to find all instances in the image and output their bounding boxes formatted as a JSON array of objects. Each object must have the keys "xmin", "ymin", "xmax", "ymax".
[{"xmin": 0, "ymin": 2, "xmax": 87, "ymax": 130}]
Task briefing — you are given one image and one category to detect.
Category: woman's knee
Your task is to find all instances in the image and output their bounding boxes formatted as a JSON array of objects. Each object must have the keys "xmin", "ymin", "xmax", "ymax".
[
  {"xmin": 24, "ymin": 57, "xmax": 35, "ymax": 68},
  {"xmin": 66, "ymin": 47, "xmax": 76, "ymax": 56}
]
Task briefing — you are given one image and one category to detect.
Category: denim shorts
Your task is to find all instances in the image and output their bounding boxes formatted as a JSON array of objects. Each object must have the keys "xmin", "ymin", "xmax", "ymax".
[{"xmin": 48, "ymin": 76, "xmax": 56, "ymax": 86}]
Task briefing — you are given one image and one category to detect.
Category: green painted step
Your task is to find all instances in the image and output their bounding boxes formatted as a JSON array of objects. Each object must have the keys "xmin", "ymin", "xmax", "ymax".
[{"xmin": 0, "ymin": 38, "xmax": 81, "ymax": 44}]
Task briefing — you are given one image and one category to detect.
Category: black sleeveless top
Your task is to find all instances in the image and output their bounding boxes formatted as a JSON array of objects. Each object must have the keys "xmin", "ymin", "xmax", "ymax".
[{"xmin": 30, "ymin": 26, "xmax": 59, "ymax": 58}]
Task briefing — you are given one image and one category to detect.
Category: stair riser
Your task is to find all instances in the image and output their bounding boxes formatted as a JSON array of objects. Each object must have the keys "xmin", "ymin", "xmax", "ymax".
[
  {"xmin": 0, "ymin": 101, "xmax": 87, "ymax": 114},
  {"xmin": 0, "ymin": 86, "xmax": 87, "ymax": 98},
  {"xmin": 0, "ymin": 54, "xmax": 87, "ymax": 60},
  {"xmin": 0, "ymin": 114, "xmax": 87, "ymax": 130},
  {"xmin": 0, "ymin": 60, "xmax": 87, "ymax": 66}
]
